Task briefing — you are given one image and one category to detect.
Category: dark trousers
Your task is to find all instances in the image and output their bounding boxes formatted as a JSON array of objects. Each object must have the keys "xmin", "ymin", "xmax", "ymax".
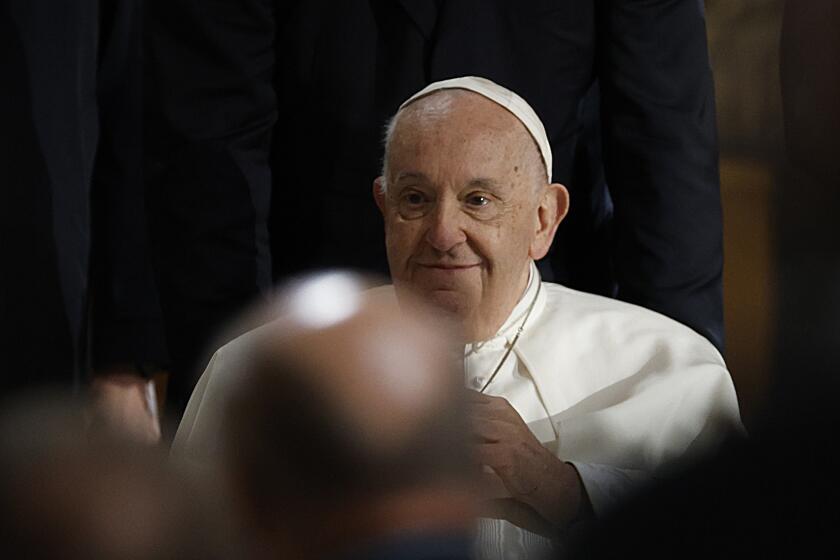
[{"xmin": 1, "ymin": 1, "xmax": 167, "ymax": 402}]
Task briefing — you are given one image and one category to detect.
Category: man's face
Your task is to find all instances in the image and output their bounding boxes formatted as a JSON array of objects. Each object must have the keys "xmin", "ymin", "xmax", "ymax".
[{"xmin": 375, "ymin": 92, "xmax": 551, "ymax": 342}]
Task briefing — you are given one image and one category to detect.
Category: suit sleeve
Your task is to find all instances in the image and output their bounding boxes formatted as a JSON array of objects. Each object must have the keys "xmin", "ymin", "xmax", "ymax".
[
  {"xmin": 90, "ymin": 0, "xmax": 169, "ymax": 371},
  {"xmin": 144, "ymin": 0, "xmax": 276, "ymax": 401},
  {"xmin": 596, "ymin": 0, "xmax": 724, "ymax": 351}
]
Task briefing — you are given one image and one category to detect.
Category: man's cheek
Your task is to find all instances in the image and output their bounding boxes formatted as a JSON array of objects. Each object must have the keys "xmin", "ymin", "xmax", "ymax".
[{"xmin": 388, "ymin": 224, "xmax": 421, "ymax": 253}]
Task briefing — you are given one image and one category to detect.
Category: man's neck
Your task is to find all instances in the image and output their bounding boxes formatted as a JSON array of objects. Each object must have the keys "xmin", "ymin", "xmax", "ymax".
[{"xmin": 465, "ymin": 264, "xmax": 533, "ymax": 343}]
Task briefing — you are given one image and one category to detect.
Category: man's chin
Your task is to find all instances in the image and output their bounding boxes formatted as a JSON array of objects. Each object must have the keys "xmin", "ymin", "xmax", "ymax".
[
  {"xmin": 424, "ymin": 289, "xmax": 468, "ymax": 315},
  {"xmin": 396, "ymin": 286, "xmax": 486, "ymax": 342},
  {"xmin": 392, "ymin": 280, "xmax": 474, "ymax": 328}
]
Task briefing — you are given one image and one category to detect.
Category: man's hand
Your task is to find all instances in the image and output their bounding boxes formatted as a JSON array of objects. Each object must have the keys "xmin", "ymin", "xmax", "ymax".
[
  {"xmin": 469, "ymin": 391, "xmax": 590, "ymax": 532},
  {"xmin": 90, "ymin": 370, "xmax": 161, "ymax": 444}
]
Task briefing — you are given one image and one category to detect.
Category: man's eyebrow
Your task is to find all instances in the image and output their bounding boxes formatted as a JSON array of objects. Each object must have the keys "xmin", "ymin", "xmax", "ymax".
[
  {"xmin": 467, "ymin": 177, "xmax": 507, "ymax": 191},
  {"xmin": 395, "ymin": 171, "xmax": 428, "ymax": 183}
]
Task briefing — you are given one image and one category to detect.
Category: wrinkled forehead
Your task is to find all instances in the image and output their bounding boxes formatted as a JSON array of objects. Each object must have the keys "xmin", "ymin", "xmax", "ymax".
[
  {"xmin": 393, "ymin": 78, "xmax": 552, "ymax": 180},
  {"xmin": 388, "ymin": 90, "xmax": 542, "ymax": 180},
  {"xmin": 396, "ymin": 89, "xmax": 528, "ymax": 141}
]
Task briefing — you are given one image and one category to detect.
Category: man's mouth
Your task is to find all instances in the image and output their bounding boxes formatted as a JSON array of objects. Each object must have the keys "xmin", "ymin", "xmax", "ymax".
[{"xmin": 415, "ymin": 263, "xmax": 481, "ymax": 270}]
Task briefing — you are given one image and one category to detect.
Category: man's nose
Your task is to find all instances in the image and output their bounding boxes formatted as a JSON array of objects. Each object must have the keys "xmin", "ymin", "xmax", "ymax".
[{"xmin": 424, "ymin": 199, "xmax": 467, "ymax": 252}]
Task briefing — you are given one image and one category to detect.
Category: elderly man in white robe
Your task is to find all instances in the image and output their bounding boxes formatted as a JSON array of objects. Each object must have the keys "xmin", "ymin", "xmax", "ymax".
[{"xmin": 174, "ymin": 76, "xmax": 741, "ymax": 557}]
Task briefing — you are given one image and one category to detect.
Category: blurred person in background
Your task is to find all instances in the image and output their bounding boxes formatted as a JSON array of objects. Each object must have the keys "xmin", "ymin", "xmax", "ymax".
[
  {"xmin": 220, "ymin": 275, "xmax": 474, "ymax": 559},
  {"xmin": 1, "ymin": 1, "xmax": 167, "ymax": 440},
  {"xmin": 145, "ymin": 0, "xmax": 723, "ymax": 418},
  {"xmin": 174, "ymin": 77, "xmax": 740, "ymax": 559},
  {"xmin": 0, "ymin": 394, "xmax": 232, "ymax": 560}
]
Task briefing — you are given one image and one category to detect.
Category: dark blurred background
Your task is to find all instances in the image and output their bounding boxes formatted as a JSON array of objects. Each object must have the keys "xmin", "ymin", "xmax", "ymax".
[{"xmin": 706, "ymin": 0, "xmax": 784, "ymax": 428}]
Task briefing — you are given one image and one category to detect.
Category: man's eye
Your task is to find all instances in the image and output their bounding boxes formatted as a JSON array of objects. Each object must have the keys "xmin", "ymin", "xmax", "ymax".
[
  {"xmin": 404, "ymin": 192, "xmax": 426, "ymax": 205},
  {"xmin": 396, "ymin": 190, "xmax": 431, "ymax": 219},
  {"xmin": 466, "ymin": 195, "xmax": 491, "ymax": 207}
]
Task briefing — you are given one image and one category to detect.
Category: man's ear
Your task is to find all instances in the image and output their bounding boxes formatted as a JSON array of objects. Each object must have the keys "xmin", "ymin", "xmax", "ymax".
[
  {"xmin": 529, "ymin": 183, "xmax": 569, "ymax": 260},
  {"xmin": 373, "ymin": 177, "xmax": 386, "ymax": 215}
]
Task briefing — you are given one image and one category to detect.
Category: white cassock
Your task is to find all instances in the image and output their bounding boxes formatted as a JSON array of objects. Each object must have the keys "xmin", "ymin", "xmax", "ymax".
[{"xmin": 174, "ymin": 262, "xmax": 742, "ymax": 559}]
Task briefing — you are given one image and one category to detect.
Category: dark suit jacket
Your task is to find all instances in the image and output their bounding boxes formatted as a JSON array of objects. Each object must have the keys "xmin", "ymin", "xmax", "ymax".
[
  {"xmin": 0, "ymin": 0, "xmax": 167, "ymax": 397},
  {"xmin": 146, "ymin": 0, "xmax": 723, "ymax": 397}
]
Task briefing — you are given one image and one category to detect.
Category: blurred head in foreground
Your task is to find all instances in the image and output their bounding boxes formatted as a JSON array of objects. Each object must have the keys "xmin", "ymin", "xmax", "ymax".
[
  {"xmin": 222, "ymin": 272, "xmax": 476, "ymax": 558},
  {"xmin": 0, "ymin": 394, "xmax": 229, "ymax": 560}
]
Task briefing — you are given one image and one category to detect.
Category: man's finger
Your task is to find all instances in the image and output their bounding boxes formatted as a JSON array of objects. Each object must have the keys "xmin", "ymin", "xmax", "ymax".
[
  {"xmin": 477, "ymin": 470, "xmax": 511, "ymax": 500},
  {"xmin": 474, "ymin": 442, "xmax": 508, "ymax": 469},
  {"xmin": 471, "ymin": 417, "xmax": 518, "ymax": 442},
  {"xmin": 469, "ymin": 404, "xmax": 522, "ymax": 426}
]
